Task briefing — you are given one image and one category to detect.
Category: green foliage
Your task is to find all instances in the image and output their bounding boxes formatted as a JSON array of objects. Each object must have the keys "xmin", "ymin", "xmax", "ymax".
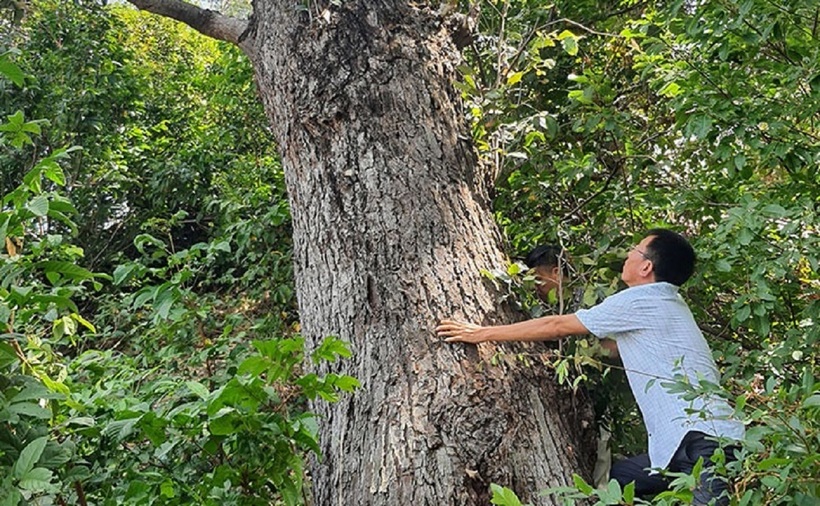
[
  {"xmin": 2, "ymin": 6, "xmax": 351, "ymax": 504},
  {"xmin": 1, "ymin": 53, "xmax": 90, "ymax": 505},
  {"xmin": 730, "ymin": 368, "xmax": 820, "ymax": 504},
  {"xmin": 543, "ymin": 475, "xmax": 640, "ymax": 506},
  {"xmin": 65, "ymin": 333, "xmax": 356, "ymax": 505},
  {"xmin": 467, "ymin": 0, "xmax": 819, "ymax": 503},
  {"xmin": 0, "ymin": 155, "xmax": 346, "ymax": 504},
  {"xmin": 3, "ymin": 0, "xmax": 281, "ymax": 275}
]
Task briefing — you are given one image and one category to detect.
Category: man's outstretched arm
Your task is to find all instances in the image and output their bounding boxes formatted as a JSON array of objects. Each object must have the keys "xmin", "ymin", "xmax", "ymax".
[{"xmin": 436, "ymin": 314, "xmax": 589, "ymax": 344}]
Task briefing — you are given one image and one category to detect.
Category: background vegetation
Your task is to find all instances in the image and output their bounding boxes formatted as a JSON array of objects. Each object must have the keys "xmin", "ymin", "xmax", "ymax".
[{"xmin": 1, "ymin": 0, "xmax": 818, "ymax": 504}]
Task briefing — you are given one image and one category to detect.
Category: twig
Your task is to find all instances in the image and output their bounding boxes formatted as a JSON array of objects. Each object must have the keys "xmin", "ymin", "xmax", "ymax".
[{"xmin": 560, "ymin": 160, "xmax": 621, "ymax": 221}]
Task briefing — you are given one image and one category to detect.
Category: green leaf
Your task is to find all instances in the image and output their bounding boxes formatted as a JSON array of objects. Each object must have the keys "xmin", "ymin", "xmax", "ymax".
[
  {"xmin": 22, "ymin": 163, "xmax": 42, "ymax": 191},
  {"xmin": 132, "ymin": 287, "xmax": 154, "ymax": 309},
  {"xmin": 59, "ymin": 315, "xmax": 78, "ymax": 337},
  {"xmin": 209, "ymin": 410, "xmax": 237, "ymax": 436},
  {"xmin": 53, "ymin": 315, "xmax": 78, "ymax": 339},
  {"xmin": 333, "ymin": 375, "xmax": 360, "ymax": 392},
  {"xmin": 507, "ymin": 71, "xmax": 525, "ymax": 86},
  {"xmin": 42, "ymin": 163, "xmax": 66, "ymax": 185},
  {"xmin": 736, "ymin": 304, "xmax": 751, "ymax": 322},
  {"xmin": 293, "ymin": 416, "xmax": 321, "ymax": 455},
  {"xmin": 186, "ymin": 381, "xmax": 210, "ymax": 400},
  {"xmin": 238, "ymin": 355, "xmax": 270, "ymax": 376},
  {"xmin": 112, "ymin": 264, "xmax": 137, "ymax": 285},
  {"xmin": 153, "ymin": 287, "xmax": 177, "ymax": 319},
  {"xmin": 738, "ymin": 227, "xmax": 753, "ymax": 246},
  {"xmin": 46, "ymin": 195, "xmax": 77, "ymax": 214},
  {"xmin": 490, "ymin": 483, "xmax": 523, "ymax": 506},
  {"xmin": 10, "ymin": 383, "xmax": 60, "ymax": 403},
  {"xmin": 103, "ymin": 417, "xmax": 139, "ymax": 441},
  {"xmin": 71, "ymin": 313, "xmax": 96, "ymax": 333},
  {"xmin": 311, "ymin": 336, "xmax": 352, "ymax": 364},
  {"xmin": 568, "ymin": 89, "xmax": 593, "ymax": 105},
  {"xmin": 212, "ymin": 240, "xmax": 231, "ymax": 253},
  {"xmin": 13, "ymin": 436, "xmax": 48, "ymax": 479},
  {"xmin": 733, "ymin": 154, "xmax": 746, "ymax": 171},
  {"xmin": 0, "ymin": 213, "xmax": 9, "ymax": 245},
  {"xmin": 29, "ymin": 295, "xmax": 78, "ymax": 313},
  {"xmin": 600, "ymin": 478, "xmax": 622, "ymax": 503},
  {"xmin": 8, "ymin": 402, "xmax": 52, "ymax": 419},
  {"xmin": 46, "ymin": 271, "xmax": 61, "ymax": 285},
  {"xmin": 0, "ymin": 489, "xmax": 23, "ymax": 506},
  {"xmin": 134, "ymin": 233, "xmax": 166, "ymax": 254},
  {"xmin": 20, "ymin": 121, "xmax": 41, "ymax": 134},
  {"xmin": 160, "ymin": 480, "xmax": 176, "ymax": 498},
  {"xmin": 65, "ymin": 416, "xmax": 95, "ymax": 427},
  {"xmin": 761, "ymin": 475, "xmax": 781, "ymax": 489},
  {"xmin": 0, "ymin": 341, "xmax": 17, "ymax": 368},
  {"xmin": 0, "ymin": 57, "xmax": 26, "ymax": 86},
  {"xmin": 573, "ymin": 474, "xmax": 594, "ymax": 495},
  {"xmin": 623, "ymin": 481, "xmax": 635, "ymax": 503},
  {"xmin": 2, "ymin": 110, "xmax": 24, "ymax": 127},
  {"xmin": 756, "ymin": 457, "xmax": 790, "ymax": 471},
  {"xmin": 761, "ymin": 204, "xmax": 787, "ymax": 217},
  {"xmin": 40, "ymin": 261, "xmax": 94, "ymax": 281},
  {"xmin": 18, "ymin": 467, "xmax": 53, "ymax": 492},
  {"xmin": 658, "ymin": 81, "xmax": 682, "ymax": 97},
  {"xmin": 0, "ymin": 300, "xmax": 12, "ymax": 324},
  {"xmin": 606, "ymin": 480, "xmax": 621, "ymax": 500},
  {"xmin": 26, "ymin": 195, "xmax": 49, "ymax": 217},
  {"xmin": 560, "ymin": 34, "xmax": 578, "ymax": 56},
  {"xmin": 507, "ymin": 262, "xmax": 522, "ymax": 276},
  {"xmin": 803, "ymin": 394, "xmax": 820, "ymax": 408},
  {"xmin": 685, "ymin": 115, "xmax": 713, "ymax": 139},
  {"xmin": 138, "ymin": 412, "xmax": 167, "ymax": 446}
]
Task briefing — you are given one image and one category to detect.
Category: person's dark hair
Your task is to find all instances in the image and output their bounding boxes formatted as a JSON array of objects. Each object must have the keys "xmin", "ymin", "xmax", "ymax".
[
  {"xmin": 524, "ymin": 245, "xmax": 569, "ymax": 274},
  {"xmin": 643, "ymin": 228, "xmax": 696, "ymax": 286}
]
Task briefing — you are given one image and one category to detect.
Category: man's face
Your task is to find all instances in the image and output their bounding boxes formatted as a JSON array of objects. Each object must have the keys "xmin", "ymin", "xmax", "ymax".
[
  {"xmin": 533, "ymin": 265, "xmax": 564, "ymax": 302},
  {"xmin": 621, "ymin": 235, "xmax": 655, "ymax": 286}
]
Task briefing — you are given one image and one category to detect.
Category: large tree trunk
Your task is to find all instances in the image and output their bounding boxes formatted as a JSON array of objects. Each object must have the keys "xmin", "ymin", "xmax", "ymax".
[
  {"xmin": 127, "ymin": 0, "xmax": 595, "ymax": 504},
  {"xmin": 248, "ymin": 3, "xmax": 594, "ymax": 504}
]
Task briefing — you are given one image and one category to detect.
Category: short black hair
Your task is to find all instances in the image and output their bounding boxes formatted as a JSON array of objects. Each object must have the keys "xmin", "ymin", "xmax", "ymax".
[
  {"xmin": 643, "ymin": 228, "xmax": 696, "ymax": 286},
  {"xmin": 524, "ymin": 245, "xmax": 568, "ymax": 274}
]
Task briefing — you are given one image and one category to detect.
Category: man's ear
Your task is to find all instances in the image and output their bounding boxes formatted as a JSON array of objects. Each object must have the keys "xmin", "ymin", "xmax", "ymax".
[{"xmin": 552, "ymin": 266, "xmax": 561, "ymax": 278}]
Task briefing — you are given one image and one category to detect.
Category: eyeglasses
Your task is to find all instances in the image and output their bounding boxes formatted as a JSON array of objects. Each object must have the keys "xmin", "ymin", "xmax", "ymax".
[{"xmin": 634, "ymin": 248, "xmax": 652, "ymax": 261}]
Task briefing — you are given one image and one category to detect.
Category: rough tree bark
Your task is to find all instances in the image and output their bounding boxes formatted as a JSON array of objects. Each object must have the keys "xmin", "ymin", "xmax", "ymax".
[{"xmin": 126, "ymin": 1, "xmax": 595, "ymax": 504}]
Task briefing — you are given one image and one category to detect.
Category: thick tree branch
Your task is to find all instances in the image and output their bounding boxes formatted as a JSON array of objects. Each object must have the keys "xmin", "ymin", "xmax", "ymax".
[{"xmin": 125, "ymin": 0, "xmax": 251, "ymax": 49}]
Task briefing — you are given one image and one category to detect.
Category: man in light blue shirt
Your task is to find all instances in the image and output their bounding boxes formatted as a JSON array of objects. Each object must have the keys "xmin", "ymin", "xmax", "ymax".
[{"xmin": 438, "ymin": 229, "xmax": 744, "ymax": 505}]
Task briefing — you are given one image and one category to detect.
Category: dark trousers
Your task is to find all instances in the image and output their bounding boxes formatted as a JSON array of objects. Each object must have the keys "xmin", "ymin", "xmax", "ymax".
[{"xmin": 610, "ymin": 431, "xmax": 735, "ymax": 506}]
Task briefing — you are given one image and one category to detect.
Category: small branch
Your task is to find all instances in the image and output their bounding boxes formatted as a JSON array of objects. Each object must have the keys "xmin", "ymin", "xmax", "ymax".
[
  {"xmin": 125, "ymin": 0, "xmax": 251, "ymax": 49},
  {"xmin": 560, "ymin": 161, "xmax": 621, "ymax": 221},
  {"xmin": 590, "ymin": 1, "xmax": 649, "ymax": 25},
  {"xmin": 556, "ymin": 18, "xmax": 619, "ymax": 38},
  {"xmin": 494, "ymin": 0, "xmax": 510, "ymax": 89},
  {"xmin": 74, "ymin": 481, "xmax": 88, "ymax": 506}
]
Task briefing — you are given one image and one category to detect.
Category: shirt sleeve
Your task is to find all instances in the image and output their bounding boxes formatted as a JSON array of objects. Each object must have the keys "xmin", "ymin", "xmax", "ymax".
[{"xmin": 575, "ymin": 291, "xmax": 642, "ymax": 340}]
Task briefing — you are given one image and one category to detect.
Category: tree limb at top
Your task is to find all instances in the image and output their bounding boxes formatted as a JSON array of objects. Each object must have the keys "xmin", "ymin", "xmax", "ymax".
[{"xmin": 125, "ymin": 0, "xmax": 252, "ymax": 49}]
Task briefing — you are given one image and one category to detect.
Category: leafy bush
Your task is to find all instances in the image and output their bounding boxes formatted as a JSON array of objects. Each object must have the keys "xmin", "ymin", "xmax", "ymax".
[
  {"xmin": 467, "ymin": 0, "xmax": 819, "ymax": 503},
  {"xmin": 2, "ymin": 37, "xmax": 356, "ymax": 505},
  {"xmin": 1, "ymin": 52, "xmax": 93, "ymax": 505}
]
